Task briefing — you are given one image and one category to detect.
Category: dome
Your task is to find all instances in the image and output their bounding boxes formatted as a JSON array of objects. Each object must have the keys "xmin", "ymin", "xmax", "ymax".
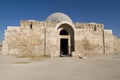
[
  {"xmin": 46, "ymin": 12, "xmax": 73, "ymax": 23},
  {"xmin": 89, "ymin": 22, "xmax": 97, "ymax": 24}
]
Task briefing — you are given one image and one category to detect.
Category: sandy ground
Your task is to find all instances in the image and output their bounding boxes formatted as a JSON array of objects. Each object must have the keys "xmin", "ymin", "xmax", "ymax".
[{"xmin": 0, "ymin": 54, "xmax": 120, "ymax": 80}]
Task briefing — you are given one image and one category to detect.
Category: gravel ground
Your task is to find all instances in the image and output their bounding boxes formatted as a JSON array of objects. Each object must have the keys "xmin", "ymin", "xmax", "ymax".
[{"xmin": 0, "ymin": 54, "xmax": 120, "ymax": 80}]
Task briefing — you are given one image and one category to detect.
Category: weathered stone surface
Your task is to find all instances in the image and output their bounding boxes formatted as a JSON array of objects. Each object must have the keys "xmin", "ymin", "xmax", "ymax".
[
  {"xmin": 2, "ymin": 12, "xmax": 120, "ymax": 57},
  {"xmin": 0, "ymin": 42, "xmax": 2, "ymax": 54}
]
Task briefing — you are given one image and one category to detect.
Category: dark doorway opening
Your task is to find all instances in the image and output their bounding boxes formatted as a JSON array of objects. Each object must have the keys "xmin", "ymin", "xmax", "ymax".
[{"xmin": 60, "ymin": 39, "xmax": 68, "ymax": 56}]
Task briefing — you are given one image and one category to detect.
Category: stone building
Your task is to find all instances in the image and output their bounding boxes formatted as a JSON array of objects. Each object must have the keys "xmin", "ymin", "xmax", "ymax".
[
  {"xmin": 2, "ymin": 12, "xmax": 116, "ymax": 57},
  {"xmin": 0, "ymin": 42, "xmax": 2, "ymax": 54}
]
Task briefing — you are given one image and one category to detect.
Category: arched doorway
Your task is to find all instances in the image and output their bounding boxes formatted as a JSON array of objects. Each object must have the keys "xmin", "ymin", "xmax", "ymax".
[
  {"xmin": 58, "ymin": 23, "xmax": 75, "ymax": 56},
  {"xmin": 60, "ymin": 29, "xmax": 69, "ymax": 55}
]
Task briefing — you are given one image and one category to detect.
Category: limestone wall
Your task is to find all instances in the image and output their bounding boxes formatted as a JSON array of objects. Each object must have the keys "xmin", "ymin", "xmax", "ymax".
[
  {"xmin": 113, "ymin": 37, "xmax": 120, "ymax": 54},
  {"xmin": 2, "ymin": 25, "xmax": 46, "ymax": 56},
  {"xmin": 17, "ymin": 29, "xmax": 45, "ymax": 56},
  {"xmin": 20, "ymin": 20, "xmax": 46, "ymax": 29},
  {"xmin": 45, "ymin": 28, "xmax": 59, "ymax": 57},
  {"xmin": 2, "ymin": 20, "xmax": 116, "ymax": 57},
  {"xmin": 103, "ymin": 30, "xmax": 114, "ymax": 54},
  {"xmin": 2, "ymin": 20, "xmax": 59, "ymax": 57},
  {"xmin": 2, "ymin": 27, "xmax": 20, "ymax": 55},
  {"xmin": 75, "ymin": 29, "xmax": 104, "ymax": 56},
  {"xmin": 74, "ymin": 23, "xmax": 103, "ymax": 32},
  {"xmin": 0, "ymin": 42, "xmax": 2, "ymax": 54}
]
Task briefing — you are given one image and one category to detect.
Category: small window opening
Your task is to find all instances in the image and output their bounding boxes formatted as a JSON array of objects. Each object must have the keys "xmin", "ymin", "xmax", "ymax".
[
  {"xmin": 94, "ymin": 26, "xmax": 97, "ymax": 31},
  {"xmin": 30, "ymin": 23, "xmax": 33, "ymax": 29}
]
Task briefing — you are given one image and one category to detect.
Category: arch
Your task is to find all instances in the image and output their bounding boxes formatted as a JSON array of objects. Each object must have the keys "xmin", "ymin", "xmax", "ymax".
[
  {"xmin": 60, "ymin": 29, "xmax": 69, "ymax": 35},
  {"xmin": 55, "ymin": 21, "xmax": 75, "ymax": 30},
  {"xmin": 56, "ymin": 21, "xmax": 75, "ymax": 56}
]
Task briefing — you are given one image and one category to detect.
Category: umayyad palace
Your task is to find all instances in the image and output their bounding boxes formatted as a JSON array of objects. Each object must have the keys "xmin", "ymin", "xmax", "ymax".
[{"xmin": 2, "ymin": 12, "xmax": 120, "ymax": 57}]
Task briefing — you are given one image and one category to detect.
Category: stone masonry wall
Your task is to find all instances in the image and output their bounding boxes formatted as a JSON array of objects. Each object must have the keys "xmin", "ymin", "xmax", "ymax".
[
  {"xmin": 104, "ymin": 30, "xmax": 114, "ymax": 54},
  {"xmin": 2, "ymin": 20, "xmax": 117, "ymax": 57},
  {"xmin": 0, "ymin": 42, "xmax": 2, "ymax": 54},
  {"xmin": 2, "ymin": 21, "xmax": 47, "ymax": 56},
  {"xmin": 75, "ymin": 29, "xmax": 104, "ymax": 56},
  {"xmin": 113, "ymin": 36, "xmax": 120, "ymax": 54},
  {"xmin": 46, "ymin": 28, "xmax": 59, "ymax": 57}
]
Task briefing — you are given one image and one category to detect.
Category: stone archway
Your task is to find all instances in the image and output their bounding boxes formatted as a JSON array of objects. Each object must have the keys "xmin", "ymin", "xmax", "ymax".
[{"xmin": 57, "ymin": 22, "xmax": 75, "ymax": 56}]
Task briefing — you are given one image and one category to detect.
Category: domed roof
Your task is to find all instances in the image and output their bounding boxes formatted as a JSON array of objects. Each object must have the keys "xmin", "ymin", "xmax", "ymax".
[
  {"xmin": 46, "ymin": 12, "xmax": 73, "ymax": 23},
  {"xmin": 89, "ymin": 22, "xmax": 97, "ymax": 24}
]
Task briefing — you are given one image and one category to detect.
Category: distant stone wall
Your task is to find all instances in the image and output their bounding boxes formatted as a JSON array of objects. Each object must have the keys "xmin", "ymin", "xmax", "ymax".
[
  {"xmin": 16, "ymin": 29, "xmax": 45, "ymax": 56},
  {"xmin": 74, "ymin": 22, "xmax": 103, "ymax": 32},
  {"xmin": 2, "ymin": 27, "xmax": 20, "ymax": 55},
  {"xmin": 74, "ymin": 22, "xmax": 104, "ymax": 56},
  {"xmin": 2, "ymin": 20, "xmax": 117, "ymax": 57},
  {"xmin": 45, "ymin": 28, "xmax": 59, "ymax": 57},
  {"xmin": 104, "ymin": 30, "xmax": 114, "ymax": 54},
  {"xmin": 75, "ymin": 29, "xmax": 104, "ymax": 56},
  {"xmin": 20, "ymin": 20, "xmax": 46, "ymax": 29},
  {"xmin": 2, "ymin": 23, "xmax": 59, "ymax": 57},
  {"xmin": 104, "ymin": 33, "xmax": 114, "ymax": 54},
  {"xmin": 104, "ymin": 30, "xmax": 112, "ymax": 35},
  {"xmin": 0, "ymin": 42, "xmax": 2, "ymax": 54},
  {"xmin": 113, "ymin": 36, "xmax": 120, "ymax": 54},
  {"xmin": 2, "ymin": 25, "xmax": 46, "ymax": 56}
]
